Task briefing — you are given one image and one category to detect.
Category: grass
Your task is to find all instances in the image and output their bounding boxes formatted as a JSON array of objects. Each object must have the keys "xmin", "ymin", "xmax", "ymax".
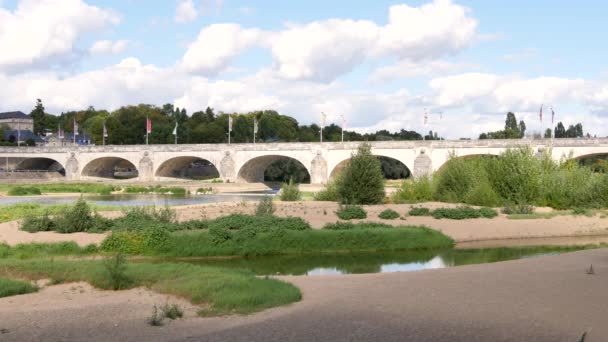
[
  {"xmin": 0, "ymin": 202, "xmax": 120, "ymax": 224},
  {"xmin": 0, "ymin": 183, "xmax": 116, "ymax": 195},
  {"xmin": 0, "ymin": 276, "xmax": 38, "ymax": 298},
  {"xmin": 506, "ymin": 209, "xmax": 600, "ymax": 220},
  {"xmin": 0, "ymin": 259, "xmax": 301, "ymax": 316},
  {"xmin": 124, "ymin": 185, "xmax": 186, "ymax": 195},
  {"xmin": 0, "ymin": 242, "xmax": 98, "ymax": 259},
  {"xmin": 136, "ymin": 226, "xmax": 454, "ymax": 257}
]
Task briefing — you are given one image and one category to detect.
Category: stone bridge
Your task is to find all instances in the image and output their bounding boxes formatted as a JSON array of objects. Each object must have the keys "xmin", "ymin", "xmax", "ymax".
[{"xmin": 1, "ymin": 139, "xmax": 608, "ymax": 184}]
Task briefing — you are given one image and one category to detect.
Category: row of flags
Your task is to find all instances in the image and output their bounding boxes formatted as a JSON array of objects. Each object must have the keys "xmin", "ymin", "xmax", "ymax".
[{"xmin": 539, "ymin": 105, "xmax": 556, "ymax": 124}]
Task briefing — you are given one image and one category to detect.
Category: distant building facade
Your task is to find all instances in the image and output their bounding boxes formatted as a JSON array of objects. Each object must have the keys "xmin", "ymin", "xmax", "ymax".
[{"xmin": 0, "ymin": 111, "xmax": 34, "ymax": 131}]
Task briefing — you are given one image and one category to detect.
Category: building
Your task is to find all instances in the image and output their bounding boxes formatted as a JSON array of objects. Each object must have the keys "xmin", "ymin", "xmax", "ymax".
[
  {"xmin": 0, "ymin": 111, "xmax": 34, "ymax": 131},
  {"xmin": 45, "ymin": 132, "xmax": 93, "ymax": 146}
]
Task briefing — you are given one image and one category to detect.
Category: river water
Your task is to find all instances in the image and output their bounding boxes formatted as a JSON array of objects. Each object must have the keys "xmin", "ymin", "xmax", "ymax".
[
  {"xmin": 0, "ymin": 192, "xmax": 275, "ymax": 207},
  {"xmin": 170, "ymin": 247, "xmax": 580, "ymax": 276}
]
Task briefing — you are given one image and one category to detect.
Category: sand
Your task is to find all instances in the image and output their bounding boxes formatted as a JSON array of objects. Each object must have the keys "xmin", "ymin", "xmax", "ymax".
[
  {"xmin": 0, "ymin": 248, "xmax": 605, "ymax": 341},
  {"xmin": 2, "ymin": 201, "xmax": 608, "ymax": 247}
]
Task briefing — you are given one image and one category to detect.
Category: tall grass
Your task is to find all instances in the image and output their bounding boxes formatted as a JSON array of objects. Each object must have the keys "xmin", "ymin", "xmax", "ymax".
[
  {"xmin": 0, "ymin": 183, "xmax": 116, "ymax": 195},
  {"xmin": 392, "ymin": 147, "xmax": 608, "ymax": 209},
  {"xmin": 0, "ymin": 276, "xmax": 37, "ymax": 298},
  {"xmin": 0, "ymin": 259, "xmax": 301, "ymax": 315}
]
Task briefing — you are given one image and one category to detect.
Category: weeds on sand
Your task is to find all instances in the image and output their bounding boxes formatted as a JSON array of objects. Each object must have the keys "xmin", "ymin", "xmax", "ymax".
[{"xmin": 147, "ymin": 305, "xmax": 164, "ymax": 326}]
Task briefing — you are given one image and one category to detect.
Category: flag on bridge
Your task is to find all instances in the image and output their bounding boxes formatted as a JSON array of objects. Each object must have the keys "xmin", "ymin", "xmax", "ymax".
[
  {"xmin": 73, "ymin": 119, "xmax": 79, "ymax": 136},
  {"xmin": 321, "ymin": 112, "xmax": 326, "ymax": 127},
  {"xmin": 103, "ymin": 122, "xmax": 108, "ymax": 138},
  {"xmin": 253, "ymin": 119, "xmax": 258, "ymax": 134},
  {"xmin": 228, "ymin": 115, "xmax": 233, "ymax": 132},
  {"xmin": 424, "ymin": 108, "xmax": 428, "ymax": 125},
  {"xmin": 551, "ymin": 107, "xmax": 555, "ymax": 125},
  {"xmin": 146, "ymin": 117, "xmax": 152, "ymax": 134},
  {"xmin": 539, "ymin": 104, "xmax": 543, "ymax": 123},
  {"xmin": 172, "ymin": 121, "xmax": 178, "ymax": 136}
]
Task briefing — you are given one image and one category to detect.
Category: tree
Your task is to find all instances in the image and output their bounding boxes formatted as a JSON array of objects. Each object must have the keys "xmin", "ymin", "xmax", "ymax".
[
  {"xmin": 505, "ymin": 112, "xmax": 518, "ymax": 131},
  {"xmin": 337, "ymin": 143, "xmax": 385, "ymax": 204},
  {"xmin": 554, "ymin": 122, "xmax": 566, "ymax": 138},
  {"xmin": 544, "ymin": 128, "xmax": 552, "ymax": 138},
  {"xmin": 29, "ymin": 99, "xmax": 46, "ymax": 135},
  {"xmin": 518, "ymin": 120, "xmax": 526, "ymax": 138}
]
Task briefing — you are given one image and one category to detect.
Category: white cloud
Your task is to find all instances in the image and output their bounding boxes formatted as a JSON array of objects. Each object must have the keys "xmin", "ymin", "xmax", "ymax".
[
  {"xmin": 89, "ymin": 40, "xmax": 129, "ymax": 54},
  {"xmin": 180, "ymin": 24, "xmax": 264, "ymax": 76},
  {"xmin": 0, "ymin": 0, "xmax": 119, "ymax": 72},
  {"xmin": 175, "ymin": 0, "xmax": 198, "ymax": 23},
  {"xmin": 368, "ymin": 60, "xmax": 477, "ymax": 83}
]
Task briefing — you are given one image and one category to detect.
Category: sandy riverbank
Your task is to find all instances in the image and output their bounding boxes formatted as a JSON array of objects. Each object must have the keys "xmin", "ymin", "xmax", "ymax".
[
  {"xmin": 0, "ymin": 248, "xmax": 605, "ymax": 341},
  {"xmin": 2, "ymin": 201, "xmax": 608, "ymax": 247}
]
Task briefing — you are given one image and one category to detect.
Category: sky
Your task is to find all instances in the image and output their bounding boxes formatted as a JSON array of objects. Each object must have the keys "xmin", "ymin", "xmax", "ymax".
[{"xmin": 1, "ymin": 0, "xmax": 607, "ymax": 138}]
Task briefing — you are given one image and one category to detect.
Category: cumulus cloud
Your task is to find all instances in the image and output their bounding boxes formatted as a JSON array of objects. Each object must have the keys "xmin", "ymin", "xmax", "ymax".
[
  {"xmin": 368, "ymin": 60, "xmax": 477, "ymax": 83},
  {"xmin": 180, "ymin": 23, "xmax": 264, "ymax": 75},
  {"xmin": 0, "ymin": 0, "xmax": 119, "ymax": 72},
  {"xmin": 89, "ymin": 40, "xmax": 129, "ymax": 54},
  {"xmin": 175, "ymin": 0, "xmax": 198, "ymax": 23}
]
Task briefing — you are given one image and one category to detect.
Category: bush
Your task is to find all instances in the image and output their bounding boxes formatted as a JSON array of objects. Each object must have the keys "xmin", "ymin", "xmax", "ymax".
[
  {"xmin": 430, "ymin": 207, "xmax": 497, "ymax": 220},
  {"xmin": 103, "ymin": 253, "xmax": 130, "ymax": 290},
  {"xmin": 463, "ymin": 181, "xmax": 503, "ymax": 207},
  {"xmin": 408, "ymin": 207, "xmax": 431, "ymax": 216},
  {"xmin": 255, "ymin": 196, "xmax": 275, "ymax": 216},
  {"xmin": 486, "ymin": 147, "xmax": 541, "ymax": 205},
  {"xmin": 160, "ymin": 303, "xmax": 184, "ymax": 320},
  {"xmin": 20, "ymin": 211, "xmax": 55, "ymax": 232},
  {"xmin": 502, "ymin": 204, "xmax": 535, "ymax": 215},
  {"xmin": 378, "ymin": 209, "xmax": 400, "ymax": 220},
  {"xmin": 323, "ymin": 222, "xmax": 393, "ymax": 230},
  {"xmin": 434, "ymin": 155, "xmax": 485, "ymax": 203},
  {"xmin": 392, "ymin": 176, "xmax": 433, "ymax": 203},
  {"xmin": 7, "ymin": 186, "xmax": 41, "ymax": 196},
  {"xmin": 55, "ymin": 197, "xmax": 95, "ymax": 233},
  {"xmin": 0, "ymin": 277, "xmax": 38, "ymax": 298},
  {"xmin": 100, "ymin": 231, "xmax": 145, "ymax": 254},
  {"xmin": 336, "ymin": 205, "xmax": 367, "ymax": 220},
  {"xmin": 314, "ymin": 176, "xmax": 341, "ymax": 201},
  {"xmin": 337, "ymin": 143, "xmax": 385, "ymax": 204},
  {"xmin": 279, "ymin": 179, "xmax": 301, "ymax": 201}
]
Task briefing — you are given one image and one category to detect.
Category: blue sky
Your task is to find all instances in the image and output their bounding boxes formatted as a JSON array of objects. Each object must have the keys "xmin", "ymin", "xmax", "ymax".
[{"xmin": 0, "ymin": 0, "xmax": 606, "ymax": 138}]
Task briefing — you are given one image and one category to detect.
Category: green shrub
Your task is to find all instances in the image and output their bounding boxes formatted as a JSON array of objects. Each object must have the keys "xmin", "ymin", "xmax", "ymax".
[
  {"xmin": 430, "ymin": 207, "xmax": 497, "ymax": 220},
  {"xmin": 314, "ymin": 177, "xmax": 341, "ymax": 201},
  {"xmin": 336, "ymin": 205, "xmax": 367, "ymax": 220},
  {"xmin": 392, "ymin": 176, "xmax": 433, "ymax": 203},
  {"xmin": 463, "ymin": 181, "xmax": 502, "ymax": 207},
  {"xmin": 0, "ymin": 277, "xmax": 37, "ymax": 298},
  {"xmin": 279, "ymin": 179, "xmax": 301, "ymax": 201},
  {"xmin": 103, "ymin": 253, "xmax": 130, "ymax": 290},
  {"xmin": 7, "ymin": 186, "xmax": 41, "ymax": 196},
  {"xmin": 124, "ymin": 185, "xmax": 186, "ymax": 195},
  {"xmin": 55, "ymin": 197, "xmax": 95, "ymax": 233},
  {"xmin": 571, "ymin": 207, "xmax": 589, "ymax": 216},
  {"xmin": 408, "ymin": 207, "xmax": 431, "ymax": 216},
  {"xmin": 337, "ymin": 143, "xmax": 385, "ymax": 204},
  {"xmin": 378, "ymin": 209, "xmax": 400, "ymax": 220},
  {"xmin": 160, "ymin": 303, "xmax": 184, "ymax": 320},
  {"xmin": 486, "ymin": 147, "xmax": 541, "ymax": 205},
  {"xmin": 100, "ymin": 231, "xmax": 145, "ymax": 254},
  {"xmin": 502, "ymin": 204, "xmax": 535, "ymax": 215},
  {"xmin": 196, "ymin": 187, "xmax": 213, "ymax": 194},
  {"xmin": 434, "ymin": 155, "xmax": 486, "ymax": 203},
  {"xmin": 20, "ymin": 211, "xmax": 55, "ymax": 232},
  {"xmin": 323, "ymin": 222, "xmax": 393, "ymax": 230},
  {"xmin": 255, "ymin": 196, "xmax": 275, "ymax": 216}
]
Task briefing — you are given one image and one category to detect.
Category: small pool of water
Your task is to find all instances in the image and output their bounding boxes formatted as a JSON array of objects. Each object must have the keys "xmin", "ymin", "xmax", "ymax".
[
  {"xmin": 171, "ymin": 247, "xmax": 581, "ymax": 276},
  {"xmin": 0, "ymin": 192, "xmax": 274, "ymax": 207}
]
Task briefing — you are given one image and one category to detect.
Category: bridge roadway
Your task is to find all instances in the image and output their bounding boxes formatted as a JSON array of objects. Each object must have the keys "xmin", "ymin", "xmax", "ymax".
[{"xmin": 1, "ymin": 138, "xmax": 607, "ymax": 184}]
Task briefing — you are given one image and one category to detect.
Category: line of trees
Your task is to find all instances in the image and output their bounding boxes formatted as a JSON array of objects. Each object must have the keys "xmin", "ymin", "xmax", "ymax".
[
  {"xmin": 480, "ymin": 112, "xmax": 585, "ymax": 140},
  {"xmin": 24, "ymin": 100, "xmax": 441, "ymax": 145}
]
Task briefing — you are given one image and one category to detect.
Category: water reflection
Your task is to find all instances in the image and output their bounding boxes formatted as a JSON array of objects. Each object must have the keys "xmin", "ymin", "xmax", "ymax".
[
  {"xmin": 179, "ymin": 247, "xmax": 580, "ymax": 276},
  {"xmin": 0, "ymin": 192, "xmax": 273, "ymax": 207}
]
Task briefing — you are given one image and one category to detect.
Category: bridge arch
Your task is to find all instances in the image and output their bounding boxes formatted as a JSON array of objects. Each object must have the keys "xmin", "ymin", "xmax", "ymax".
[
  {"xmin": 329, "ymin": 155, "xmax": 412, "ymax": 180},
  {"xmin": 14, "ymin": 157, "xmax": 65, "ymax": 174},
  {"xmin": 237, "ymin": 155, "xmax": 312, "ymax": 183},
  {"xmin": 81, "ymin": 157, "xmax": 138, "ymax": 179},
  {"xmin": 155, "ymin": 156, "xmax": 220, "ymax": 180}
]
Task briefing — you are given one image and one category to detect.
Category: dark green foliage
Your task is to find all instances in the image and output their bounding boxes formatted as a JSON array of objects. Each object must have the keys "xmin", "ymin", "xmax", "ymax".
[
  {"xmin": 314, "ymin": 176, "xmax": 341, "ymax": 201},
  {"xmin": 0, "ymin": 277, "xmax": 37, "ymax": 298},
  {"xmin": 571, "ymin": 207, "xmax": 589, "ymax": 216},
  {"xmin": 20, "ymin": 211, "xmax": 55, "ymax": 232},
  {"xmin": 336, "ymin": 205, "xmax": 367, "ymax": 220},
  {"xmin": 265, "ymin": 159, "xmax": 310, "ymax": 183},
  {"xmin": 255, "ymin": 196, "xmax": 275, "ymax": 216},
  {"xmin": 279, "ymin": 179, "xmax": 301, "ymax": 201},
  {"xmin": 55, "ymin": 197, "xmax": 95, "ymax": 233},
  {"xmin": 337, "ymin": 143, "xmax": 385, "ymax": 204},
  {"xmin": 378, "ymin": 209, "xmax": 400, "ymax": 220},
  {"xmin": 463, "ymin": 180, "xmax": 502, "ymax": 207},
  {"xmin": 501, "ymin": 204, "xmax": 535, "ymax": 215},
  {"xmin": 103, "ymin": 253, "xmax": 130, "ymax": 290},
  {"xmin": 323, "ymin": 222, "xmax": 393, "ymax": 230},
  {"xmin": 0, "ymin": 242, "xmax": 97, "ymax": 259},
  {"xmin": 208, "ymin": 214, "xmax": 311, "ymax": 232},
  {"xmin": 124, "ymin": 186, "xmax": 186, "ymax": 195},
  {"xmin": 431, "ymin": 207, "xmax": 497, "ymax": 220},
  {"xmin": 378, "ymin": 156, "xmax": 410, "ymax": 179},
  {"xmin": 7, "ymin": 186, "xmax": 41, "ymax": 196},
  {"xmin": 408, "ymin": 207, "xmax": 431, "ymax": 216}
]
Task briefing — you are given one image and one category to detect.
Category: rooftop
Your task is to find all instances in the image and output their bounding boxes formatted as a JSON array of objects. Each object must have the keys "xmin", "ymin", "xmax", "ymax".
[{"xmin": 0, "ymin": 111, "xmax": 31, "ymax": 120}]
